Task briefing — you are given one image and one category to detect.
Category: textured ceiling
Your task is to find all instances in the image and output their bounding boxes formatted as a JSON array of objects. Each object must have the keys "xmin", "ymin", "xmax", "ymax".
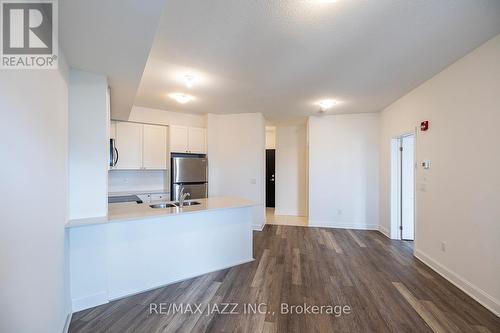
[
  {"xmin": 68, "ymin": 1, "xmax": 500, "ymax": 123},
  {"xmin": 135, "ymin": 0, "xmax": 500, "ymax": 123}
]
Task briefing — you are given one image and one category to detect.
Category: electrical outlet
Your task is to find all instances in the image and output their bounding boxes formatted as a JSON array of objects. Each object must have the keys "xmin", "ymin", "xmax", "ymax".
[{"xmin": 441, "ymin": 241, "xmax": 446, "ymax": 252}]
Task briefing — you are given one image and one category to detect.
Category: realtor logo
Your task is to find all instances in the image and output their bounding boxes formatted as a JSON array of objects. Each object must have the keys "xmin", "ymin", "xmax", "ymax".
[{"xmin": 1, "ymin": 0, "xmax": 58, "ymax": 69}]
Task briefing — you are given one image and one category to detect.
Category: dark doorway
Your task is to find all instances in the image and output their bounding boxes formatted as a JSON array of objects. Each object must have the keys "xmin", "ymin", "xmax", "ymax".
[{"xmin": 266, "ymin": 149, "xmax": 275, "ymax": 207}]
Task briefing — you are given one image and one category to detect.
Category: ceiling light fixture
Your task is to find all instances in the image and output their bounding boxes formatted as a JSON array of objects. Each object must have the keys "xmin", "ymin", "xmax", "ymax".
[
  {"xmin": 316, "ymin": 99, "xmax": 337, "ymax": 111},
  {"xmin": 168, "ymin": 93, "xmax": 195, "ymax": 104},
  {"xmin": 183, "ymin": 74, "xmax": 197, "ymax": 88}
]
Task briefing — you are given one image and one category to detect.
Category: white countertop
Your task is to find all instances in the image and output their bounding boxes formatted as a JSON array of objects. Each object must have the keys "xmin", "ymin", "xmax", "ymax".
[{"xmin": 66, "ymin": 197, "xmax": 256, "ymax": 228}]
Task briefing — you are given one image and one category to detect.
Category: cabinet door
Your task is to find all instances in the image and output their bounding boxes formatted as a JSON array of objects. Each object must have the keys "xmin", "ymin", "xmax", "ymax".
[
  {"xmin": 115, "ymin": 122, "xmax": 143, "ymax": 169},
  {"xmin": 110, "ymin": 120, "xmax": 116, "ymax": 139},
  {"xmin": 143, "ymin": 124, "xmax": 167, "ymax": 169},
  {"xmin": 188, "ymin": 127, "xmax": 206, "ymax": 154},
  {"xmin": 150, "ymin": 193, "xmax": 169, "ymax": 202},
  {"xmin": 169, "ymin": 126, "xmax": 189, "ymax": 153}
]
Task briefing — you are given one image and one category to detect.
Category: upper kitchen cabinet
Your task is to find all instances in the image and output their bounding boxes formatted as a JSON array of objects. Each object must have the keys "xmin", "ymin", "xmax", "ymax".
[
  {"xmin": 169, "ymin": 125, "xmax": 189, "ymax": 153},
  {"xmin": 188, "ymin": 127, "xmax": 206, "ymax": 154},
  {"xmin": 115, "ymin": 122, "xmax": 143, "ymax": 169},
  {"xmin": 169, "ymin": 125, "xmax": 206, "ymax": 154},
  {"xmin": 113, "ymin": 122, "xmax": 167, "ymax": 170},
  {"xmin": 110, "ymin": 120, "xmax": 116, "ymax": 139},
  {"xmin": 143, "ymin": 124, "xmax": 167, "ymax": 169}
]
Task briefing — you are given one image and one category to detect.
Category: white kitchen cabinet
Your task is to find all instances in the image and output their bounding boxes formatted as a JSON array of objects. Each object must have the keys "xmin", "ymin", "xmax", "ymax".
[
  {"xmin": 169, "ymin": 126, "xmax": 189, "ymax": 153},
  {"xmin": 188, "ymin": 127, "xmax": 206, "ymax": 154},
  {"xmin": 110, "ymin": 120, "xmax": 116, "ymax": 139},
  {"xmin": 114, "ymin": 122, "xmax": 167, "ymax": 170},
  {"xmin": 137, "ymin": 192, "xmax": 170, "ymax": 203},
  {"xmin": 150, "ymin": 193, "xmax": 169, "ymax": 201},
  {"xmin": 115, "ymin": 122, "xmax": 143, "ymax": 169},
  {"xmin": 143, "ymin": 124, "xmax": 167, "ymax": 169},
  {"xmin": 169, "ymin": 125, "xmax": 206, "ymax": 154}
]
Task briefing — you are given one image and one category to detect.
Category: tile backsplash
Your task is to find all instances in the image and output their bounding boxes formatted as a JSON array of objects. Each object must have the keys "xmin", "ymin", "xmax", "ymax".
[{"xmin": 108, "ymin": 170, "xmax": 169, "ymax": 193}]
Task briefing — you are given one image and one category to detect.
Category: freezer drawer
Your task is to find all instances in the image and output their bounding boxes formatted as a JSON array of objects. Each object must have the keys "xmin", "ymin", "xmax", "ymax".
[
  {"xmin": 172, "ymin": 157, "xmax": 208, "ymax": 183},
  {"xmin": 172, "ymin": 183, "xmax": 208, "ymax": 201}
]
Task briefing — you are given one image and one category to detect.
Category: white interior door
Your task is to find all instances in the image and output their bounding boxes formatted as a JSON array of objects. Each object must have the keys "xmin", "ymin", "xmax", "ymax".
[
  {"xmin": 401, "ymin": 135, "xmax": 415, "ymax": 240},
  {"xmin": 115, "ymin": 122, "xmax": 143, "ymax": 169},
  {"xmin": 143, "ymin": 124, "xmax": 167, "ymax": 169}
]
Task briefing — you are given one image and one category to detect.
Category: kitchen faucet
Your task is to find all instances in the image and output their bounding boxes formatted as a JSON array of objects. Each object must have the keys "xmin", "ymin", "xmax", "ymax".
[{"xmin": 178, "ymin": 187, "xmax": 191, "ymax": 208}]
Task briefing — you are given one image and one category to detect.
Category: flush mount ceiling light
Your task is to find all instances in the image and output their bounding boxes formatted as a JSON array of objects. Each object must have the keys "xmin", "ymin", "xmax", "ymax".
[
  {"xmin": 182, "ymin": 74, "xmax": 197, "ymax": 88},
  {"xmin": 316, "ymin": 99, "xmax": 338, "ymax": 111},
  {"xmin": 168, "ymin": 93, "xmax": 195, "ymax": 104}
]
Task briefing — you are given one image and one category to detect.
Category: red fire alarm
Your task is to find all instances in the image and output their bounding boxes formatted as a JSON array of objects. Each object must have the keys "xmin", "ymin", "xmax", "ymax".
[{"xmin": 420, "ymin": 120, "xmax": 429, "ymax": 131}]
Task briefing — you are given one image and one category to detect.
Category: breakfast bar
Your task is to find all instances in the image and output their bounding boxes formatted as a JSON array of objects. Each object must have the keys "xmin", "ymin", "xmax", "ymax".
[{"xmin": 67, "ymin": 197, "xmax": 255, "ymax": 312}]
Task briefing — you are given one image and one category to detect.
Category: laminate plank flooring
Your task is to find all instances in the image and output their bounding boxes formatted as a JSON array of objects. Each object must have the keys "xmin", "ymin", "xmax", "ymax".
[{"xmin": 69, "ymin": 225, "xmax": 500, "ymax": 333}]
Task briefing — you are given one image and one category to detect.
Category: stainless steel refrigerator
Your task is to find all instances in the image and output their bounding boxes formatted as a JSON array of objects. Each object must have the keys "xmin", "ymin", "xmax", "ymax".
[{"xmin": 171, "ymin": 154, "xmax": 208, "ymax": 201}]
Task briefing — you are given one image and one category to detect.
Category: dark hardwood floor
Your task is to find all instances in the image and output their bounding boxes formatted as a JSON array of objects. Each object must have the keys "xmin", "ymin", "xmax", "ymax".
[{"xmin": 69, "ymin": 225, "xmax": 500, "ymax": 332}]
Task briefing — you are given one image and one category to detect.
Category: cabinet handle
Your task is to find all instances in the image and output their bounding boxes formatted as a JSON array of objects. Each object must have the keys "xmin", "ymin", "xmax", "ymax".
[{"xmin": 113, "ymin": 147, "xmax": 119, "ymax": 166}]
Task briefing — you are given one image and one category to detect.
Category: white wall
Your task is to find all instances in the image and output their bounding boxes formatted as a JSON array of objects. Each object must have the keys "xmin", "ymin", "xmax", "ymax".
[
  {"xmin": 379, "ymin": 34, "xmax": 500, "ymax": 315},
  {"xmin": 275, "ymin": 125, "xmax": 308, "ymax": 216},
  {"xmin": 0, "ymin": 56, "xmax": 71, "ymax": 332},
  {"xmin": 308, "ymin": 114, "xmax": 380, "ymax": 229},
  {"xmin": 69, "ymin": 70, "xmax": 109, "ymax": 220},
  {"xmin": 207, "ymin": 113, "xmax": 266, "ymax": 229},
  {"xmin": 129, "ymin": 105, "xmax": 207, "ymax": 127},
  {"xmin": 265, "ymin": 127, "xmax": 276, "ymax": 149}
]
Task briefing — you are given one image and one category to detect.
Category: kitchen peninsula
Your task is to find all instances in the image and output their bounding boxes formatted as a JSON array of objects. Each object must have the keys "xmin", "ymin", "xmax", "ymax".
[{"xmin": 67, "ymin": 197, "xmax": 255, "ymax": 312}]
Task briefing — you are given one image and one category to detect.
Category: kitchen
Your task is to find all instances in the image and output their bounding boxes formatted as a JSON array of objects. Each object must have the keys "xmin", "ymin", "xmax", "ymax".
[
  {"xmin": 68, "ymin": 86, "xmax": 260, "ymax": 312},
  {"xmin": 108, "ymin": 120, "xmax": 207, "ymax": 203}
]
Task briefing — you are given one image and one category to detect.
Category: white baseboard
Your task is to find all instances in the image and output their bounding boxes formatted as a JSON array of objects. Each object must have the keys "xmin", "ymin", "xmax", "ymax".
[
  {"xmin": 274, "ymin": 210, "xmax": 305, "ymax": 216},
  {"xmin": 378, "ymin": 225, "xmax": 390, "ymax": 238},
  {"xmin": 308, "ymin": 220, "xmax": 379, "ymax": 230},
  {"xmin": 72, "ymin": 291, "xmax": 109, "ymax": 313},
  {"xmin": 414, "ymin": 249, "xmax": 500, "ymax": 317},
  {"xmin": 253, "ymin": 223, "xmax": 265, "ymax": 231},
  {"xmin": 62, "ymin": 311, "xmax": 72, "ymax": 333}
]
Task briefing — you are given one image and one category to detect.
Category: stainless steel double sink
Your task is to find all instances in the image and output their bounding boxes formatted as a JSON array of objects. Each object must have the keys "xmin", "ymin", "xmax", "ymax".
[{"xmin": 149, "ymin": 201, "xmax": 201, "ymax": 209}]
